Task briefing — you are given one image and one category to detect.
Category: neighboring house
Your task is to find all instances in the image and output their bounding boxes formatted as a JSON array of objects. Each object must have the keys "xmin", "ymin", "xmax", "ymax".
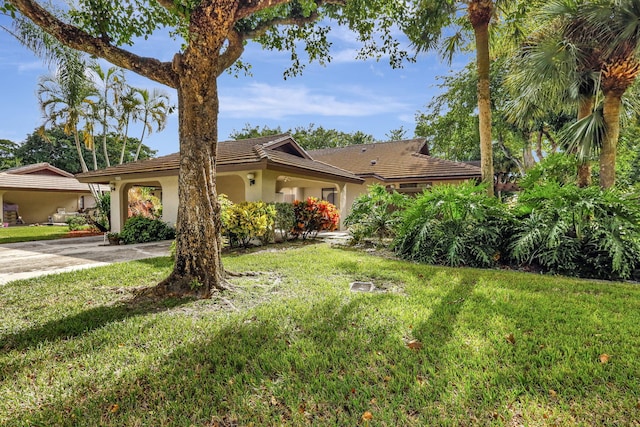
[
  {"xmin": 76, "ymin": 134, "xmax": 481, "ymax": 232},
  {"xmin": 76, "ymin": 134, "xmax": 364, "ymax": 232},
  {"xmin": 0, "ymin": 163, "xmax": 101, "ymax": 225},
  {"xmin": 309, "ymin": 138, "xmax": 482, "ymax": 212}
]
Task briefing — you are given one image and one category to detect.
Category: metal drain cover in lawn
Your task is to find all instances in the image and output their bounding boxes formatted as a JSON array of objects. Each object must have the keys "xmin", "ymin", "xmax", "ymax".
[{"xmin": 350, "ymin": 281, "xmax": 375, "ymax": 292}]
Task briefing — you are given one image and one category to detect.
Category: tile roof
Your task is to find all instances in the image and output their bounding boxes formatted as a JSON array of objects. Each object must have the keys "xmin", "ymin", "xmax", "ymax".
[
  {"xmin": 309, "ymin": 139, "xmax": 481, "ymax": 181},
  {"xmin": 0, "ymin": 171, "xmax": 103, "ymax": 193},
  {"xmin": 76, "ymin": 134, "xmax": 363, "ymax": 184},
  {"xmin": 4, "ymin": 162, "xmax": 75, "ymax": 178}
]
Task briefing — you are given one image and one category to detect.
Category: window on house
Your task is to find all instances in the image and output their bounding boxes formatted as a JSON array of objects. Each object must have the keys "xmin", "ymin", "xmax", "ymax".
[{"xmin": 322, "ymin": 188, "xmax": 338, "ymax": 205}]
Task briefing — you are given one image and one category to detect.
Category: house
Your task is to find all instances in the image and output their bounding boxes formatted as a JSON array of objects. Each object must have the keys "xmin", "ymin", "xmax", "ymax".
[
  {"xmin": 76, "ymin": 134, "xmax": 364, "ymax": 232},
  {"xmin": 75, "ymin": 134, "xmax": 481, "ymax": 232},
  {"xmin": 0, "ymin": 163, "xmax": 101, "ymax": 225},
  {"xmin": 309, "ymin": 138, "xmax": 481, "ymax": 211}
]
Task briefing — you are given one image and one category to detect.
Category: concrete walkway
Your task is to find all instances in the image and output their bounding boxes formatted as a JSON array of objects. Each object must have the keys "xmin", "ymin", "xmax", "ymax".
[
  {"xmin": 0, "ymin": 231, "xmax": 351, "ymax": 285},
  {"xmin": 0, "ymin": 236, "xmax": 171, "ymax": 285}
]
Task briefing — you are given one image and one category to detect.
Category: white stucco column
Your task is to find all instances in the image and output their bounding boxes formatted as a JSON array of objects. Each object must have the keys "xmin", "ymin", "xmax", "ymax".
[
  {"xmin": 0, "ymin": 191, "xmax": 5, "ymax": 225},
  {"xmin": 339, "ymin": 183, "xmax": 348, "ymax": 230},
  {"xmin": 158, "ymin": 176, "xmax": 179, "ymax": 226},
  {"xmin": 110, "ymin": 182, "xmax": 124, "ymax": 232}
]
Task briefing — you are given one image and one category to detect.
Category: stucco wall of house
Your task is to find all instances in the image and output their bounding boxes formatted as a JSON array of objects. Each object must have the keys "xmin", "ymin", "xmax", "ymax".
[{"xmin": 2, "ymin": 191, "xmax": 86, "ymax": 224}]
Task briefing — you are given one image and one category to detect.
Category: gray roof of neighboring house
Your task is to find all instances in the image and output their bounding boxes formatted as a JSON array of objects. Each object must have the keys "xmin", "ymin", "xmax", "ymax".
[
  {"xmin": 76, "ymin": 134, "xmax": 364, "ymax": 184},
  {"xmin": 0, "ymin": 162, "xmax": 106, "ymax": 193},
  {"xmin": 309, "ymin": 139, "xmax": 482, "ymax": 182}
]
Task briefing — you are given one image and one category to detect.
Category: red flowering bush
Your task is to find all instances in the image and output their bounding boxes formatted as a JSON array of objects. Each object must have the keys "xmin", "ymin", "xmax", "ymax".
[{"xmin": 291, "ymin": 197, "xmax": 340, "ymax": 240}]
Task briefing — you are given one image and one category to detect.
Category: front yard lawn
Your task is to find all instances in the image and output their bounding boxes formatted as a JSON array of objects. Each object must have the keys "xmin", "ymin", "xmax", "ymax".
[
  {"xmin": 0, "ymin": 225, "xmax": 71, "ymax": 244},
  {"xmin": 1, "ymin": 243, "xmax": 639, "ymax": 425}
]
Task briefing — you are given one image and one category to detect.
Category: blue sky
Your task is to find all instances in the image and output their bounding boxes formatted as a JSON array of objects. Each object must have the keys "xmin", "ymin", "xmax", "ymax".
[{"xmin": 0, "ymin": 14, "xmax": 468, "ymax": 157}]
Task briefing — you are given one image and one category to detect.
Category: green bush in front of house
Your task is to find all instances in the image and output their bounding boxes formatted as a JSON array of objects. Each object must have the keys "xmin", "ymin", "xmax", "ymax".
[
  {"xmin": 344, "ymin": 184, "xmax": 409, "ymax": 243},
  {"xmin": 393, "ymin": 182, "xmax": 512, "ymax": 268},
  {"xmin": 272, "ymin": 202, "xmax": 296, "ymax": 242},
  {"xmin": 66, "ymin": 215, "xmax": 88, "ymax": 231},
  {"xmin": 222, "ymin": 201, "xmax": 276, "ymax": 248},
  {"xmin": 508, "ymin": 182, "xmax": 640, "ymax": 280},
  {"xmin": 120, "ymin": 215, "xmax": 176, "ymax": 244}
]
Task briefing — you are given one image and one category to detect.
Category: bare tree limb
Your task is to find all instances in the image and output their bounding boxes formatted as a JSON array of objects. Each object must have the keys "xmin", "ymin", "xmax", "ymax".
[
  {"xmin": 8, "ymin": 0, "xmax": 178, "ymax": 88},
  {"xmin": 217, "ymin": 29, "xmax": 245, "ymax": 75}
]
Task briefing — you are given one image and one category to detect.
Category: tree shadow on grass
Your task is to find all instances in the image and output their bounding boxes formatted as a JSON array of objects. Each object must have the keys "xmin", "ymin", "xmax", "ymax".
[{"xmin": 0, "ymin": 295, "xmax": 189, "ymax": 354}]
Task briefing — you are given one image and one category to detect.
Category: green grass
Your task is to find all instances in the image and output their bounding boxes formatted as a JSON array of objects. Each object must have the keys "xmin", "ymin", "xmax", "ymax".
[
  {"xmin": 1, "ymin": 243, "xmax": 639, "ymax": 426},
  {"xmin": 0, "ymin": 225, "xmax": 71, "ymax": 244}
]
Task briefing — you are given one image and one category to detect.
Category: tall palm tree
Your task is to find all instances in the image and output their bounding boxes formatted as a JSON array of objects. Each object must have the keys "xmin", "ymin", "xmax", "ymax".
[
  {"xmin": 37, "ymin": 50, "xmax": 96, "ymax": 174},
  {"xmin": 505, "ymin": 0, "xmax": 600, "ymax": 187},
  {"xmin": 87, "ymin": 64, "xmax": 125, "ymax": 168},
  {"xmin": 405, "ymin": 0, "xmax": 533, "ymax": 196},
  {"xmin": 116, "ymin": 86, "xmax": 141, "ymax": 165},
  {"xmin": 133, "ymin": 88, "xmax": 172, "ymax": 161},
  {"xmin": 584, "ymin": 0, "xmax": 640, "ymax": 188}
]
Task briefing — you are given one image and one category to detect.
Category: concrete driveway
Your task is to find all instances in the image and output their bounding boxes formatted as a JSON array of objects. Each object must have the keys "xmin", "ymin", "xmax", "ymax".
[{"xmin": 0, "ymin": 236, "xmax": 171, "ymax": 285}]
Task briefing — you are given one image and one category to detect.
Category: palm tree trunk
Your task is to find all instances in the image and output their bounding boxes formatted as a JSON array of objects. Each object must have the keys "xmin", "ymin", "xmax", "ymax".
[
  {"xmin": 600, "ymin": 92, "xmax": 622, "ymax": 189},
  {"xmin": 576, "ymin": 96, "xmax": 595, "ymax": 187},
  {"xmin": 134, "ymin": 111, "xmax": 149, "ymax": 162},
  {"xmin": 102, "ymin": 107, "xmax": 111, "ymax": 167},
  {"xmin": 73, "ymin": 131, "xmax": 89, "ymax": 173},
  {"xmin": 473, "ymin": 14, "xmax": 494, "ymax": 196},
  {"xmin": 119, "ymin": 118, "xmax": 130, "ymax": 164}
]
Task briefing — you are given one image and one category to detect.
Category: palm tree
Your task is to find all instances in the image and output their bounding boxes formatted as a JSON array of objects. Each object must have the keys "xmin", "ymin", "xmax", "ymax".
[
  {"xmin": 505, "ymin": 0, "xmax": 600, "ymax": 187},
  {"xmin": 116, "ymin": 86, "xmax": 141, "ymax": 165},
  {"xmin": 583, "ymin": 0, "xmax": 640, "ymax": 188},
  {"xmin": 133, "ymin": 88, "xmax": 172, "ymax": 161},
  {"xmin": 37, "ymin": 50, "xmax": 96, "ymax": 174},
  {"xmin": 404, "ymin": 0, "xmax": 531, "ymax": 196},
  {"xmin": 87, "ymin": 64, "xmax": 125, "ymax": 168}
]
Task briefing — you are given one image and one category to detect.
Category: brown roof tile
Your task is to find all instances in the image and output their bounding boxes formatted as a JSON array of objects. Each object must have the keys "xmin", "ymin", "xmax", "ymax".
[
  {"xmin": 309, "ymin": 139, "xmax": 481, "ymax": 181},
  {"xmin": 76, "ymin": 134, "xmax": 363, "ymax": 184},
  {"xmin": 0, "ymin": 172, "xmax": 105, "ymax": 193}
]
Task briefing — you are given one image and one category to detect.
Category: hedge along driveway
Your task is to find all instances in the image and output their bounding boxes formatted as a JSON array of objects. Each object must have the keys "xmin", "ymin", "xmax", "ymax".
[{"xmin": 0, "ymin": 236, "xmax": 171, "ymax": 284}]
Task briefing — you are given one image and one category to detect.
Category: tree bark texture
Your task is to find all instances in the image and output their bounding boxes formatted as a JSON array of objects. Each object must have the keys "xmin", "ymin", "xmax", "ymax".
[
  {"xmin": 470, "ymin": 0, "xmax": 494, "ymax": 196},
  {"xmin": 600, "ymin": 93, "xmax": 622, "ymax": 189},
  {"xmin": 576, "ymin": 96, "xmax": 594, "ymax": 187}
]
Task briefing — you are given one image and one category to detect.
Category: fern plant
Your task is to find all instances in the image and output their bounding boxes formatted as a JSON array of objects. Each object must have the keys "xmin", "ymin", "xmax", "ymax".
[
  {"xmin": 393, "ymin": 182, "xmax": 512, "ymax": 267},
  {"xmin": 508, "ymin": 183, "xmax": 640, "ymax": 279},
  {"xmin": 344, "ymin": 184, "xmax": 409, "ymax": 243}
]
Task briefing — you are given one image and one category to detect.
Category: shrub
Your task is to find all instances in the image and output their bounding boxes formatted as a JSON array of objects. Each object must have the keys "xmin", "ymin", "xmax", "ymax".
[
  {"xmin": 223, "ymin": 201, "xmax": 276, "ymax": 248},
  {"xmin": 66, "ymin": 215, "xmax": 88, "ymax": 231},
  {"xmin": 291, "ymin": 197, "xmax": 340, "ymax": 240},
  {"xmin": 344, "ymin": 184, "xmax": 409, "ymax": 243},
  {"xmin": 519, "ymin": 153, "xmax": 577, "ymax": 190},
  {"xmin": 272, "ymin": 202, "xmax": 296, "ymax": 242},
  {"xmin": 508, "ymin": 182, "xmax": 640, "ymax": 280},
  {"xmin": 119, "ymin": 215, "xmax": 176, "ymax": 244},
  {"xmin": 393, "ymin": 182, "xmax": 511, "ymax": 267}
]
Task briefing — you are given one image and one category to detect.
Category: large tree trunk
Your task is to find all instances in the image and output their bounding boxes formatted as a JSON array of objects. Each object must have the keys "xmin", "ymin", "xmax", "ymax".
[
  {"xmin": 576, "ymin": 96, "xmax": 595, "ymax": 187},
  {"xmin": 600, "ymin": 92, "xmax": 622, "ymax": 189},
  {"xmin": 470, "ymin": 1, "xmax": 494, "ymax": 196}
]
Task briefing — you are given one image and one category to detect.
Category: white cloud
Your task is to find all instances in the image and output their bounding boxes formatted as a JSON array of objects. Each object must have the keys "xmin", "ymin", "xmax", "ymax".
[{"xmin": 219, "ymin": 82, "xmax": 409, "ymax": 120}]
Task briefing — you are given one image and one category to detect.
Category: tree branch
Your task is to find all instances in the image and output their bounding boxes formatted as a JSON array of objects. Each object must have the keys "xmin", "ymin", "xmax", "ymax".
[
  {"xmin": 8, "ymin": 0, "xmax": 178, "ymax": 88},
  {"xmin": 217, "ymin": 30, "xmax": 245, "ymax": 76},
  {"xmin": 243, "ymin": 13, "xmax": 319, "ymax": 39}
]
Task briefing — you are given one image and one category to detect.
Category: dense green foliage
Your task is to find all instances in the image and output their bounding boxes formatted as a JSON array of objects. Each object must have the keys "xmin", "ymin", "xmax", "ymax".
[
  {"xmin": 222, "ymin": 201, "xmax": 276, "ymax": 248},
  {"xmin": 272, "ymin": 202, "xmax": 296, "ymax": 242},
  {"xmin": 230, "ymin": 123, "xmax": 376, "ymax": 150},
  {"xmin": 393, "ymin": 183, "xmax": 510, "ymax": 267},
  {"xmin": 510, "ymin": 183, "xmax": 640, "ymax": 280},
  {"xmin": 344, "ymin": 180, "xmax": 640, "ymax": 280},
  {"xmin": 65, "ymin": 215, "xmax": 87, "ymax": 231},
  {"xmin": 119, "ymin": 216, "xmax": 175, "ymax": 245},
  {"xmin": 518, "ymin": 153, "xmax": 578, "ymax": 190},
  {"xmin": 291, "ymin": 197, "xmax": 340, "ymax": 240},
  {"xmin": 345, "ymin": 184, "xmax": 409, "ymax": 242}
]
